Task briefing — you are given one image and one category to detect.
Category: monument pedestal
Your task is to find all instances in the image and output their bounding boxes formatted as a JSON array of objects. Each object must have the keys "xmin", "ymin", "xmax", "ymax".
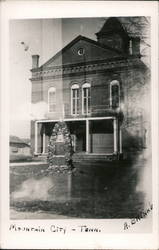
[
  {"xmin": 55, "ymin": 142, "xmax": 65, "ymax": 155},
  {"xmin": 47, "ymin": 121, "xmax": 74, "ymax": 170}
]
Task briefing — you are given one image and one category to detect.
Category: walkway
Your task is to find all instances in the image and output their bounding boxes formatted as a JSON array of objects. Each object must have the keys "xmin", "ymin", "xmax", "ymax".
[{"xmin": 10, "ymin": 161, "xmax": 47, "ymax": 167}]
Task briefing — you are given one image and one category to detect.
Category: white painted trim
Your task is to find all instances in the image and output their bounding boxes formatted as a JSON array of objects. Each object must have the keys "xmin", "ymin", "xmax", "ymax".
[
  {"xmin": 86, "ymin": 119, "xmax": 89, "ymax": 153},
  {"xmin": 82, "ymin": 85, "xmax": 84, "ymax": 115},
  {"xmin": 82, "ymin": 83, "xmax": 91, "ymax": 88},
  {"xmin": 116, "ymin": 118, "xmax": 118, "ymax": 153},
  {"xmin": 88, "ymin": 117, "xmax": 114, "ymax": 121},
  {"xmin": 111, "ymin": 80, "xmax": 119, "ymax": 85},
  {"xmin": 34, "ymin": 121, "xmax": 38, "ymax": 154},
  {"xmin": 87, "ymin": 153, "xmax": 115, "ymax": 156},
  {"xmin": 113, "ymin": 118, "xmax": 117, "ymax": 153},
  {"xmin": 119, "ymin": 126, "xmax": 122, "ymax": 154},
  {"xmin": 42, "ymin": 126, "xmax": 46, "ymax": 154},
  {"xmin": 36, "ymin": 116, "xmax": 115, "ymax": 123},
  {"xmin": 37, "ymin": 119, "xmax": 59, "ymax": 123},
  {"xmin": 71, "ymin": 84, "xmax": 79, "ymax": 89},
  {"xmin": 49, "ymin": 87, "xmax": 56, "ymax": 92}
]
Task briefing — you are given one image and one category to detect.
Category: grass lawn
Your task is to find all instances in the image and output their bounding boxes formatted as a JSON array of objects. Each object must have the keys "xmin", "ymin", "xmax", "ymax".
[{"xmin": 10, "ymin": 160, "xmax": 150, "ymax": 219}]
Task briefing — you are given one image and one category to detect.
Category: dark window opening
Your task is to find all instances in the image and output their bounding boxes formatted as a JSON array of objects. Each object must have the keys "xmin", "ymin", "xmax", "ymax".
[{"xmin": 111, "ymin": 84, "xmax": 119, "ymax": 108}]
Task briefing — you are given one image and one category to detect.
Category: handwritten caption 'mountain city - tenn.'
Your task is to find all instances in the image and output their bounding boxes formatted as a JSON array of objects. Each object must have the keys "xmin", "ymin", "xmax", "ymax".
[{"xmin": 9, "ymin": 224, "xmax": 101, "ymax": 234}]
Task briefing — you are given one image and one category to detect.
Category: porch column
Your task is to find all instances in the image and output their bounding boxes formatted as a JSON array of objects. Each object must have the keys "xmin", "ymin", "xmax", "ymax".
[
  {"xmin": 119, "ymin": 126, "xmax": 122, "ymax": 154},
  {"xmin": 34, "ymin": 121, "xmax": 38, "ymax": 154},
  {"xmin": 42, "ymin": 125, "xmax": 46, "ymax": 154},
  {"xmin": 86, "ymin": 119, "xmax": 89, "ymax": 153},
  {"xmin": 113, "ymin": 118, "xmax": 117, "ymax": 153}
]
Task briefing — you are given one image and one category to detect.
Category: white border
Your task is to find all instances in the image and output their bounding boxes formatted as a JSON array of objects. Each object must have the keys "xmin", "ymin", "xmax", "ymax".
[{"xmin": 0, "ymin": 1, "xmax": 158, "ymax": 249}]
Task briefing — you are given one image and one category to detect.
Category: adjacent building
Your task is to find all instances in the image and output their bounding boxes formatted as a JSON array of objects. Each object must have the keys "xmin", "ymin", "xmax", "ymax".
[
  {"xmin": 10, "ymin": 136, "xmax": 31, "ymax": 161},
  {"xmin": 30, "ymin": 17, "xmax": 150, "ymax": 160}
]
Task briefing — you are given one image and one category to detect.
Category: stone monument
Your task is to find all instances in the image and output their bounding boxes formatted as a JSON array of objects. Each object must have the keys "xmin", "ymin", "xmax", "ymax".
[{"xmin": 47, "ymin": 121, "xmax": 74, "ymax": 171}]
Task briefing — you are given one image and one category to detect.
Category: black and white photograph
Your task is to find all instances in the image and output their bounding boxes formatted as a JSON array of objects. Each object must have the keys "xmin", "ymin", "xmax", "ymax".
[
  {"xmin": 0, "ymin": 1, "xmax": 158, "ymax": 249},
  {"xmin": 10, "ymin": 15, "xmax": 152, "ymax": 220}
]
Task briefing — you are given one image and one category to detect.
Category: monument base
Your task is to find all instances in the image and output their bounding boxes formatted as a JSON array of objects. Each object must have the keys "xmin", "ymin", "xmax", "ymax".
[
  {"xmin": 47, "ymin": 163, "xmax": 75, "ymax": 174},
  {"xmin": 49, "ymin": 156, "xmax": 66, "ymax": 166}
]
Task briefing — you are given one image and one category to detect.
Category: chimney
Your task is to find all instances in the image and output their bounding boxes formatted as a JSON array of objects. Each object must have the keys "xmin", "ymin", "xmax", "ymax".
[{"xmin": 32, "ymin": 55, "xmax": 39, "ymax": 69}]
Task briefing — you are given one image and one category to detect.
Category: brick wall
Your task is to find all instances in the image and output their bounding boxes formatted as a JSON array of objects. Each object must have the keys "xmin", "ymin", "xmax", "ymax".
[{"xmin": 119, "ymin": 67, "xmax": 150, "ymax": 152}]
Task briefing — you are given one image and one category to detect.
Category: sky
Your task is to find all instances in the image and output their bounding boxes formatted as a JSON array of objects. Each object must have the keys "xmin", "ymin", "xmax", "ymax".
[{"xmin": 9, "ymin": 17, "xmax": 106, "ymax": 139}]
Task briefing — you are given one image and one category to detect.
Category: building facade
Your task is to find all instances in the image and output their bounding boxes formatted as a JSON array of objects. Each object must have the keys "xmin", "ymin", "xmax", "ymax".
[{"xmin": 30, "ymin": 17, "xmax": 150, "ymax": 160}]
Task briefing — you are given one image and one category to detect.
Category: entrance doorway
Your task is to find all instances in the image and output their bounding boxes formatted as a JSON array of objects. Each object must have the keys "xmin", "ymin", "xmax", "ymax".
[
  {"xmin": 89, "ymin": 119, "xmax": 114, "ymax": 154},
  {"xmin": 67, "ymin": 121, "xmax": 86, "ymax": 153}
]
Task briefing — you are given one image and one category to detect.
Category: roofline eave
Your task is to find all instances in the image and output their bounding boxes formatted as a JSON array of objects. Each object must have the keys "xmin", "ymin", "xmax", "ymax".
[{"xmin": 31, "ymin": 35, "xmax": 123, "ymax": 72}]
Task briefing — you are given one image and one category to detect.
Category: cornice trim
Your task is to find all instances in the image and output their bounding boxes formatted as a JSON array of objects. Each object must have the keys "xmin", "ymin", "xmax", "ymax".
[{"xmin": 30, "ymin": 57, "xmax": 144, "ymax": 82}]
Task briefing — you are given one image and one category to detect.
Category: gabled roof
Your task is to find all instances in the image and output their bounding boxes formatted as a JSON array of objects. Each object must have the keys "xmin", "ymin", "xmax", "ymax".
[
  {"xmin": 39, "ymin": 35, "xmax": 121, "ymax": 69},
  {"xmin": 10, "ymin": 136, "xmax": 30, "ymax": 147},
  {"xmin": 32, "ymin": 17, "xmax": 149, "ymax": 71}
]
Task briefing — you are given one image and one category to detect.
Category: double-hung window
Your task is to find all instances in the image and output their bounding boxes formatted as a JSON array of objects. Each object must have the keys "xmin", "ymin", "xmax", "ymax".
[
  {"xmin": 82, "ymin": 83, "xmax": 91, "ymax": 115},
  {"xmin": 48, "ymin": 87, "xmax": 56, "ymax": 112},
  {"xmin": 71, "ymin": 84, "xmax": 79, "ymax": 115},
  {"xmin": 110, "ymin": 80, "xmax": 120, "ymax": 108}
]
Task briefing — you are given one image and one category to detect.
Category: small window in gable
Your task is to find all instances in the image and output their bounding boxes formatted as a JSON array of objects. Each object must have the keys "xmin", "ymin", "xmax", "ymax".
[
  {"xmin": 71, "ymin": 84, "xmax": 79, "ymax": 115},
  {"xmin": 48, "ymin": 87, "xmax": 56, "ymax": 112},
  {"xmin": 110, "ymin": 80, "xmax": 120, "ymax": 108}
]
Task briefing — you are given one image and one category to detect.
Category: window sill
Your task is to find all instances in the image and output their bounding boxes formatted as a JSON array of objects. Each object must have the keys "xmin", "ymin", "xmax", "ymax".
[
  {"xmin": 71, "ymin": 114, "xmax": 80, "ymax": 117},
  {"xmin": 82, "ymin": 113, "xmax": 91, "ymax": 116}
]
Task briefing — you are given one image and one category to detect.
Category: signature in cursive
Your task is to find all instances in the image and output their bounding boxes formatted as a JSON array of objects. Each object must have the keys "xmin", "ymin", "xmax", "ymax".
[{"xmin": 124, "ymin": 203, "xmax": 153, "ymax": 230}]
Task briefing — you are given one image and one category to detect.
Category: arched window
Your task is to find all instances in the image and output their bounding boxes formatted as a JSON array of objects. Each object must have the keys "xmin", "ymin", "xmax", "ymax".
[
  {"xmin": 110, "ymin": 80, "xmax": 120, "ymax": 108},
  {"xmin": 48, "ymin": 87, "xmax": 56, "ymax": 112},
  {"xmin": 82, "ymin": 83, "xmax": 91, "ymax": 115},
  {"xmin": 71, "ymin": 84, "xmax": 79, "ymax": 115},
  {"xmin": 129, "ymin": 39, "xmax": 133, "ymax": 55}
]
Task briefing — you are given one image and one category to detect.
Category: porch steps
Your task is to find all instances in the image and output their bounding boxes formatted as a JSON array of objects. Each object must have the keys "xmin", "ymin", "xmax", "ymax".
[
  {"xmin": 34, "ymin": 153, "xmax": 119, "ymax": 163},
  {"xmin": 33, "ymin": 154, "xmax": 48, "ymax": 162},
  {"xmin": 72, "ymin": 153, "xmax": 118, "ymax": 162}
]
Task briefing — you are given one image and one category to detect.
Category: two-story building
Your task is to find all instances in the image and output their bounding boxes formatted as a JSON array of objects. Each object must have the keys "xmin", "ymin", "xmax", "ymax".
[{"xmin": 30, "ymin": 17, "xmax": 150, "ymax": 160}]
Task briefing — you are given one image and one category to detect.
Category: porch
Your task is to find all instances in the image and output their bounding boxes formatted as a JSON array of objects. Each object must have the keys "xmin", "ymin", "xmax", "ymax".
[{"xmin": 33, "ymin": 117, "xmax": 122, "ymax": 158}]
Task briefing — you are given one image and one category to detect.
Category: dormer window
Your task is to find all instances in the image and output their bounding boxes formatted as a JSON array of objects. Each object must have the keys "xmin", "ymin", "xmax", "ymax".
[
  {"xmin": 71, "ymin": 84, "xmax": 79, "ymax": 115},
  {"xmin": 48, "ymin": 87, "xmax": 56, "ymax": 112},
  {"xmin": 82, "ymin": 83, "xmax": 91, "ymax": 115},
  {"xmin": 110, "ymin": 80, "xmax": 120, "ymax": 108}
]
